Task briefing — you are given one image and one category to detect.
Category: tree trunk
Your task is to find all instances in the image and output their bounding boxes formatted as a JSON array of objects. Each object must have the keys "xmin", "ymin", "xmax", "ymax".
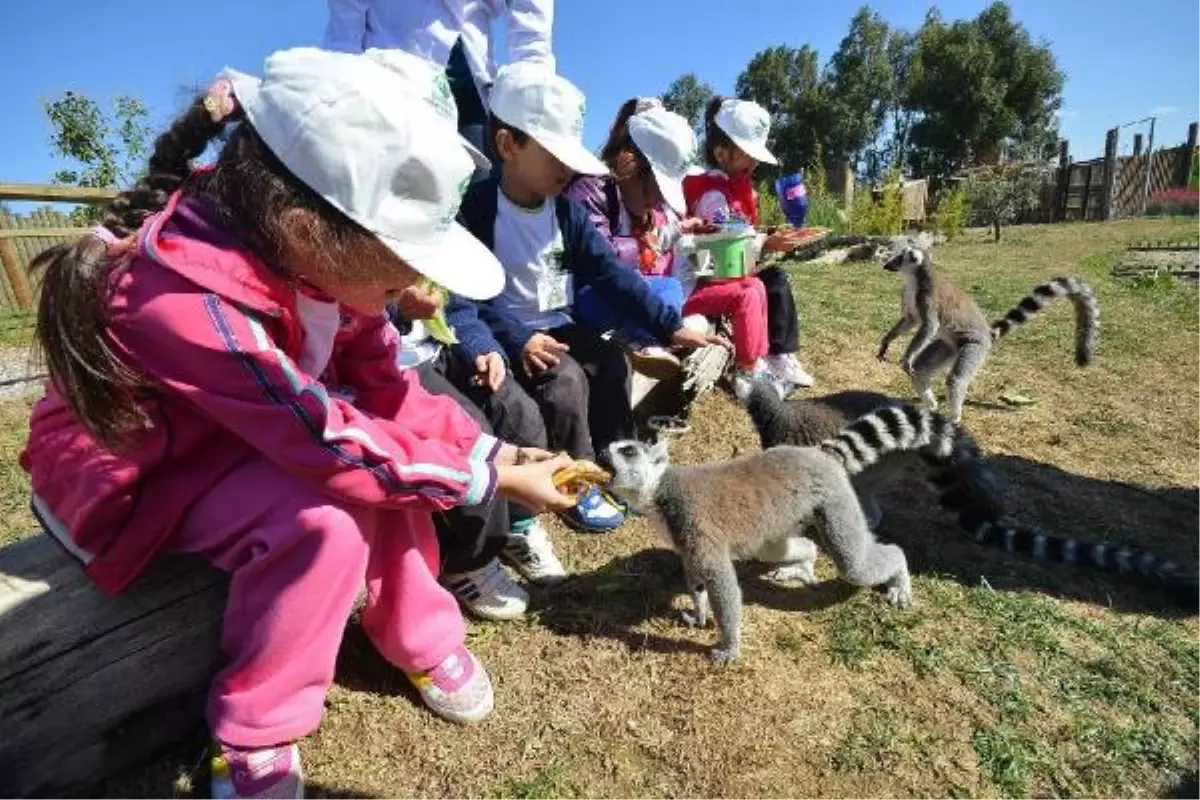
[
  {"xmin": 0, "ymin": 534, "xmax": 227, "ymax": 796},
  {"xmin": 992, "ymin": 217, "xmax": 1002, "ymax": 242}
]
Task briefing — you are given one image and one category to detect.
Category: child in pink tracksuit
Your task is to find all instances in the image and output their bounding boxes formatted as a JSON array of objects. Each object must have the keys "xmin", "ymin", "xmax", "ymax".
[
  {"xmin": 566, "ymin": 98, "xmax": 771, "ymax": 391},
  {"xmin": 20, "ymin": 48, "xmax": 573, "ymax": 800}
]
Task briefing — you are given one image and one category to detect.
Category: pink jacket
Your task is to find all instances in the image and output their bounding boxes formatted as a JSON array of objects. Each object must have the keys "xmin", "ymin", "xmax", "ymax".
[{"xmin": 21, "ymin": 191, "xmax": 499, "ymax": 595}]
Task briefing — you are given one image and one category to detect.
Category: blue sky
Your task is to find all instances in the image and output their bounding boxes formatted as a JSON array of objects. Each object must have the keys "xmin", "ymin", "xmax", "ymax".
[{"xmin": 1, "ymin": 0, "xmax": 1196, "ymax": 201}]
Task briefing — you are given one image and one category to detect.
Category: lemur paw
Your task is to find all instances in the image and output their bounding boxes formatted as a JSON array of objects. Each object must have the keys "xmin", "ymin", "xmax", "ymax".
[
  {"xmin": 765, "ymin": 563, "xmax": 818, "ymax": 584},
  {"xmin": 680, "ymin": 609, "xmax": 709, "ymax": 628},
  {"xmin": 886, "ymin": 585, "xmax": 915, "ymax": 608},
  {"xmin": 709, "ymin": 646, "xmax": 740, "ymax": 664}
]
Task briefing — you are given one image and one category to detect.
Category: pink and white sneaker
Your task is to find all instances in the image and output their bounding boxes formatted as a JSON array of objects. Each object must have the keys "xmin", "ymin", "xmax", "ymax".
[
  {"xmin": 406, "ymin": 644, "xmax": 495, "ymax": 725},
  {"xmin": 210, "ymin": 741, "xmax": 303, "ymax": 799}
]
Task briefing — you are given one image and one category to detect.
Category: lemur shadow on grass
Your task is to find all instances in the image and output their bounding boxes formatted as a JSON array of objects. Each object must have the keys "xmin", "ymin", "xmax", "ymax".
[
  {"xmin": 532, "ymin": 547, "xmax": 854, "ymax": 656},
  {"xmin": 873, "ymin": 452, "xmax": 1198, "ymax": 618}
]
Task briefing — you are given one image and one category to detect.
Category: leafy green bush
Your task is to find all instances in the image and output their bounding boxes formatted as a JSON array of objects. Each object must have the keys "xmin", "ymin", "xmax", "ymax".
[
  {"xmin": 806, "ymin": 193, "xmax": 846, "ymax": 233},
  {"xmin": 930, "ymin": 185, "xmax": 969, "ymax": 240},
  {"xmin": 756, "ymin": 181, "xmax": 787, "ymax": 228},
  {"xmin": 848, "ymin": 170, "xmax": 903, "ymax": 236}
]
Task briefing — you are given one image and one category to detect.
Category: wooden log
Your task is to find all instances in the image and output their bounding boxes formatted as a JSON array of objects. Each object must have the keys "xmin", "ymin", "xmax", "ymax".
[
  {"xmin": 0, "ymin": 237, "xmax": 33, "ymax": 312},
  {"xmin": 0, "ymin": 183, "xmax": 118, "ymax": 204},
  {"xmin": 0, "ymin": 534, "xmax": 227, "ymax": 797}
]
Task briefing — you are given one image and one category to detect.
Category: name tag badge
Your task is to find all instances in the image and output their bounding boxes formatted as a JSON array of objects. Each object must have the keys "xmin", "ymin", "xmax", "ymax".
[{"xmin": 536, "ymin": 246, "xmax": 572, "ymax": 312}]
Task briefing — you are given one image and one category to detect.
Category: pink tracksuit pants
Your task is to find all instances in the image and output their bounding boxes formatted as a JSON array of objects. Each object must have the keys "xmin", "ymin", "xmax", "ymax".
[
  {"xmin": 682, "ymin": 277, "xmax": 769, "ymax": 368},
  {"xmin": 167, "ymin": 457, "xmax": 464, "ymax": 748}
]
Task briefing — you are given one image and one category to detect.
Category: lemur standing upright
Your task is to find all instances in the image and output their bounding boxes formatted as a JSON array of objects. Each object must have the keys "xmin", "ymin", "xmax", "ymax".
[
  {"xmin": 603, "ymin": 404, "xmax": 964, "ymax": 663},
  {"xmin": 877, "ymin": 246, "xmax": 1099, "ymax": 422},
  {"xmin": 740, "ymin": 379, "xmax": 1197, "ymax": 607}
]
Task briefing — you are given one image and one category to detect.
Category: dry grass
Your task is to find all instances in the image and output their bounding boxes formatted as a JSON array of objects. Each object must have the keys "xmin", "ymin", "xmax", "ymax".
[{"xmin": 2, "ymin": 219, "xmax": 1197, "ymax": 798}]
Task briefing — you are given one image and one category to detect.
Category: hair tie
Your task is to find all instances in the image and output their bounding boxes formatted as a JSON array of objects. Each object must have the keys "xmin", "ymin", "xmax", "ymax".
[{"xmin": 203, "ymin": 77, "xmax": 239, "ymax": 123}]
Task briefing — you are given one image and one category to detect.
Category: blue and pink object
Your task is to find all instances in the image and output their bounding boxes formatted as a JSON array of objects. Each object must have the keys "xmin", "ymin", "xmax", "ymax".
[{"xmin": 774, "ymin": 172, "xmax": 809, "ymax": 228}]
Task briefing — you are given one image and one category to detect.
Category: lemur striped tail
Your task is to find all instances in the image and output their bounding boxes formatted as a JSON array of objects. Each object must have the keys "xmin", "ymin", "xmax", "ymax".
[
  {"xmin": 819, "ymin": 404, "xmax": 959, "ymax": 476},
  {"xmin": 962, "ymin": 518, "xmax": 1198, "ymax": 608},
  {"xmin": 991, "ymin": 276, "xmax": 1099, "ymax": 366}
]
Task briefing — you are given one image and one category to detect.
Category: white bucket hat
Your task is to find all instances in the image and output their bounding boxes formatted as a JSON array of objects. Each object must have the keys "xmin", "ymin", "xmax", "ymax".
[
  {"xmin": 361, "ymin": 48, "xmax": 490, "ymax": 170},
  {"xmin": 714, "ymin": 99, "xmax": 778, "ymax": 166},
  {"xmin": 223, "ymin": 47, "xmax": 503, "ymax": 300},
  {"xmin": 627, "ymin": 100, "xmax": 698, "ymax": 215},
  {"xmin": 489, "ymin": 62, "xmax": 608, "ymax": 176}
]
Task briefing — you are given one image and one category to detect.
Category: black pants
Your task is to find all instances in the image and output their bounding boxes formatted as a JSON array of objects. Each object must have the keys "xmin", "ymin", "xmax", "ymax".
[
  {"xmin": 432, "ymin": 347, "xmax": 548, "ymax": 531},
  {"xmin": 757, "ymin": 265, "xmax": 800, "ymax": 355},
  {"xmin": 513, "ymin": 324, "xmax": 633, "ymax": 461},
  {"xmin": 415, "ymin": 357, "xmax": 511, "ymax": 574}
]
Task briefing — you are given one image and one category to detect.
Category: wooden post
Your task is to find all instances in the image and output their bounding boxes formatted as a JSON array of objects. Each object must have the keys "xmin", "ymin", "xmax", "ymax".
[
  {"xmin": 0, "ymin": 535, "xmax": 228, "ymax": 796},
  {"xmin": 1177, "ymin": 122, "xmax": 1197, "ymax": 186},
  {"xmin": 0, "ymin": 237, "xmax": 33, "ymax": 312},
  {"xmin": 1081, "ymin": 163, "xmax": 1095, "ymax": 220},
  {"xmin": 1139, "ymin": 117, "xmax": 1156, "ymax": 215},
  {"xmin": 1133, "ymin": 133, "xmax": 1143, "ymax": 156},
  {"xmin": 1101, "ymin": 127, "xmax": 1120, "ymax": 220},
  {"xmin": 1055, "ymin": 140, "xmax": 1070, "ymax": 222}
]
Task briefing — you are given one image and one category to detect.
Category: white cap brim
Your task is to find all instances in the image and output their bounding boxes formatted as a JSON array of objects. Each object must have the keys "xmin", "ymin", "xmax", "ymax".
[
  {"xmin": 538, "ymin": 133, "xmax": 609, "ymax": 176},
  {"xmin": 650, "ymin": 163, "xmax": 687, "ymax": 215},
  {"xmin": 381, "ymin": 221, "xmax": 505, "ymax": 301},
  {"xmin": 729, "ymin": 133, "xmax": 778, "ymax": 166}
]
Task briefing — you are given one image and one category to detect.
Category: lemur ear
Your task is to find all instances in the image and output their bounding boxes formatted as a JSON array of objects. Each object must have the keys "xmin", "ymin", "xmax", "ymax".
[{"xmin": 651, "ymin": 438, "xmax": 670, "ymax": 461}]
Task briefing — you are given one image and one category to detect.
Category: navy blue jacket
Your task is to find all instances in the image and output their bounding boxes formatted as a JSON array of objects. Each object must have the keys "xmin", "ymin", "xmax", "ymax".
[{"xmin": 445, "ymin": 176, "xmax": 683, "ymax": 364}]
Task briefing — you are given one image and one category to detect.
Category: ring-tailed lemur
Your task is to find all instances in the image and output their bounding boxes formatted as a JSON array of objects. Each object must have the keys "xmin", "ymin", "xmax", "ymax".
[
  {"xmin": 603, "ymin": 404, "xmax": 962, "ymax": 663},
  {"xmin": 741, "ymin": 379, "xmax": 1197, "ymax": 607},
  {"xmin": 738, "ymin": 379, "xmax": 1002, "ymax": 533},
  {"xmin": 877, "ymin": 245, "xmax": 1099, "ymax": 422}
]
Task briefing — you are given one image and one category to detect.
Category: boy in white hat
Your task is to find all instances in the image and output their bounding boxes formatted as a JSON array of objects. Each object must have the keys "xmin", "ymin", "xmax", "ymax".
[
  {"xmin": 683, "ymin": 96, "xmax": 816, "ymax": 390},
  {"xmin": 566, "ymin": 97, "xmax": 776, "ymax": 397},
  {"xmin": 449, "ymin": 64, "xmax": 727, "ymax": 533}
]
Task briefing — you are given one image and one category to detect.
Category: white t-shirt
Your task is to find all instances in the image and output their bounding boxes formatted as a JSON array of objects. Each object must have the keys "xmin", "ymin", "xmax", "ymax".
[{"xmin": 491, "ymin": 192, "xmax": 573, "ymax": 331}]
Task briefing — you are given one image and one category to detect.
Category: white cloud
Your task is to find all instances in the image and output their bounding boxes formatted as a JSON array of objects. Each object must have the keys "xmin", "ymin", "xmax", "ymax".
[{"xmin": 1150, "ymin": 105, "xmax": 1179, "ymax": 116}]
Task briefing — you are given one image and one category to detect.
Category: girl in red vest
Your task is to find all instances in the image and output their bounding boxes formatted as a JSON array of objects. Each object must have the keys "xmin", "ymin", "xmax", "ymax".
[{"xmin": 683, "ymin": 97, "xmax": 815, "ymax": 389}]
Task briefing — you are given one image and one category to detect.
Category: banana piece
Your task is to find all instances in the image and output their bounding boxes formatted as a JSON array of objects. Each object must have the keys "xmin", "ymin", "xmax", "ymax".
[{"xmin": 551, "ymin": 459, "xmax": 613, "ymax": 496}]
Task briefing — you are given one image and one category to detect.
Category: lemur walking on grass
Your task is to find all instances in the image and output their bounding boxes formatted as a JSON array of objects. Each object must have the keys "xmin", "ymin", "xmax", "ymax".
[
  {"xmin": 877, "ymin": 245, "xmax": 1099, "ymax": 423},
  {"xmin": 603, "ymin": 403, "xmax": 963, "ymax": 662}
]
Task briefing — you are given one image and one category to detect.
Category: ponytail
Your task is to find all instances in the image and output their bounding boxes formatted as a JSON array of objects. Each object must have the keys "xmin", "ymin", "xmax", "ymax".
[
  {"xmin": 703, "ymin": 96, "xmax": 733, "ymax": 168},
  {"xmin": 33, "ymin": 94, "xmax": 234, "ymax": 447}
]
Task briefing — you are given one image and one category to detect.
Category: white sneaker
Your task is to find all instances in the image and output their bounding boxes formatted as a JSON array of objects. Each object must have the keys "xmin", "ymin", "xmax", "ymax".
[
  {"xmin": 682, "ymin": 314, "xmax": 711, "ymax": 334},
  {"xmin": 503, "ymin": 520, "xmax": 568, "ymax": 585},
  {"xmin": 442, "ymin": 559, "xmax": 529, "ymax": 621},
  {"xmin": 732, "ymin": 359, "xmax": 778, "ymax": 403},
  {"xmin": 765, "ymin": 353, "xmax": 814, "ymax": 387}
]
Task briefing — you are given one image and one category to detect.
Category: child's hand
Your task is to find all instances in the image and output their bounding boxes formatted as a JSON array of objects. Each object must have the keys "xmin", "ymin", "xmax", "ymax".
[
  {"xmin": 496, "ymin": 453, "xmax": 576, "ymax": 513},
  {"xmin": 679, "ymin": 217, "xmax": 717, "ymax": 235},
  {"xmin": 522, "ymin": 333, "xmax": 569, "ymax": 375},
  {"xmin": 395, "ymin": 283, "xmax": 441, "ymax": 320},
  {"xmin": 670, "ymin": 326, "xmax": 733, "ymax": 352},
  {"xmin": 473, "ymin": 352, "xmax": 507, "ymax": 391}
]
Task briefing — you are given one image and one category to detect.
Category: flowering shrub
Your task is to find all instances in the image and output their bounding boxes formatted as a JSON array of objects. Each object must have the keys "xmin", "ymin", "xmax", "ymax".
[{"xmin": 1145, "ymin": 188, "xmax": 1199, "ymax": 217}]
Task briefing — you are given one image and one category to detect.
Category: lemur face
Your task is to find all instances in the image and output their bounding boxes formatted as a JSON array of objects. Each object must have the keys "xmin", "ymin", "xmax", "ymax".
[
  {"xmin": 882, "ymin": 246, "xmax": 926, "ymax": 273},
  {"xmin": 604, "ymin": 438, "xmax": 671, "ymax": 504}
]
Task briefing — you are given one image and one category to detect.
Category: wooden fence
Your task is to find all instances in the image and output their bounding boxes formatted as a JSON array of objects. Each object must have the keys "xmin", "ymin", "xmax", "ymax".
[
  {"xmin": 0, "ymin": 183, "xmax": 115, "ymax": 314},
  {"xmin": 1035, "ymin": 122, "xmax": 1198, "ymax": 223}
]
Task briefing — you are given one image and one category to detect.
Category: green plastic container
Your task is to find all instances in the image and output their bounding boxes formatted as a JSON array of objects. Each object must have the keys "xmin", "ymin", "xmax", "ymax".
[{"xmin": 691, "ymin": 230, "xmax": 755, "ymax": 278}]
